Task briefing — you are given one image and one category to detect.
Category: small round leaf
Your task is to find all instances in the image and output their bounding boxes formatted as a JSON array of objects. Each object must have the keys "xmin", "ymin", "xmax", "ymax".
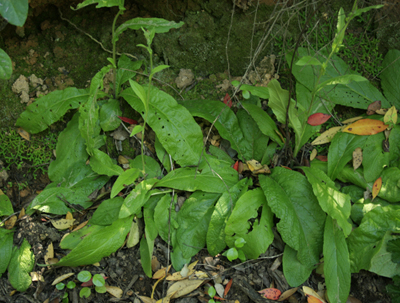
[
  {"xmin": 77, "ymin": 271, "xmax": 92, "ymax": 282},
  {"xmin": 79, "ymin": 287, "xmax": 91, "ymax": 298}
]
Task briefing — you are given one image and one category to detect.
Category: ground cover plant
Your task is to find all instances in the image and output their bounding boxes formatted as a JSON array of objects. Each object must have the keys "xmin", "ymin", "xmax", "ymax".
[{"xmin": 1, "ymin": 0, "xmax": 400, "ymax": 302}]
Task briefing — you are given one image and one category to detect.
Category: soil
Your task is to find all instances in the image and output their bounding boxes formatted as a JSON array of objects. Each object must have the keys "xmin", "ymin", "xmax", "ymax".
[{"xmin": 0, "ymin": 1, "xmax": 397, "ymax": 303}]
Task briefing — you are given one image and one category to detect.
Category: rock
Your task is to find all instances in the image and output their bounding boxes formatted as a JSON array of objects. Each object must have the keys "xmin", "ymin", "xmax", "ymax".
[
  {"xmin": 175, "ymin": 69, "xmax": 194, "ymax": 89},
  {"xmin": 29, "ymin": 74, "xmax": 44, "ymax": 87},
  {"xmin": 12, "ymin": 75, "xmax": 29, "ymax": 95}
]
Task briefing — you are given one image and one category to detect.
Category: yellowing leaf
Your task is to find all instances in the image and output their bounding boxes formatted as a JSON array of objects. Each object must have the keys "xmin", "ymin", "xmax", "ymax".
[
  {"xmin": 5, "ymin": 215, "xmax": 17, "ymax": 229},
  {"xmin": 342, "ymin": 119, "xmax": 388, "ymax": 135},
  {"xmin": 50, "ymin": 218, "xmax": 75, "ymax": 230},
  {"xmin": 311, "ymin": 126, "xmax": 343, "ymax": 145},
  {"xmin": 352, "ymin": 147, "xmax": 362, "ymax": 170},
  {"xmin": 166, "ymin": 261, "xmax": 198, "ymax": 281},
  {"xmin": 153, "ymin": 265, "xmax": 171, "ymax": 279},
  {"xmin": 310, "ymin": 149, "xmax": 317, "ymax": 161},
  {"xmin": 372, "ymin": 177, "xmax": 382, "ymax": 201},
  {"xmin": 342, "ymin": 116, "xmax": 363, "ymax": 124},
  {"xmin": 384, "ymin": 106, "xmax": 398, "ymax": 126},
  {"xmin": 65, "ymin": 211, "xmax": 73, "ymax": 220},
  {"xmin": 166, "ymin": 279, "xmax": 204, "ymax": 299},
  {"xmin": 246, "ymin": 160, "xmax": 262, "ymax": 171},
  {"xmin": 17, "ymin": 128, "xmax": 30, "ymax": 141}
]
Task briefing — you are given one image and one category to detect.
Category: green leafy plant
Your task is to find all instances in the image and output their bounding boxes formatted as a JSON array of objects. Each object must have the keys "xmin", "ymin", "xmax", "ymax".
[
  {"xmin": 207, "ymin": 285, "xmax": 220, "ymax": 303},
  {"xmin": 223, "ymin": 237, "xmax": 247, "ymax": 262},
  {"xmin": 0, "ymin": 0, "xmax": 28, "ymax": 79},
  {"xmin": 3, "ymin": 1, "xmax": 400, "ymax": 303}
]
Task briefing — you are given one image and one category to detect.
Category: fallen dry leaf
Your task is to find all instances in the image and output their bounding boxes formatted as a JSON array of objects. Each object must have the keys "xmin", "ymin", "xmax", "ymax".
[
  {"xmin": 352, "ymin": 147, "xmax": 362, "ymax": 170},
  {"xmin": 139, "ymin": 296, "xmax": 157, "ymax": 303},
  {"xmin": 342, "ymin": 119, "xmax": 388, "ymax": 135},
  {"xmin": 278, "ymin": 287, "xmax": 298, "ymax": 301},
  {"xmin": 167, "ymin": 279, "xmax": 204, "ymax": 299},
  {"xmin": 224, "ymin": 279, "xmax": 233, "ymax": 297},
  {"xmin": 50, "ymin": 218, "xmax": 75, "ymax": 230},
  {"xmin": 310, "ymin": 149, "xmax": 317, "ymax": 161},
  {"xmin": 52, "ymin": 273, "xmax": 75, "ymax": 285},
  {"xmin": 105, "ymin": 285, "xmax": 123, "ymax": 298},
  {"xmin": 342, "ymin": 116, "xmax": 363, "ymax": 124},
  {"xmin": 307, "ymin": 113, "xmax": 331, "ymax": 126},
  {"xmin": 44, "ymin": 242, "xmax": 54, "ymax": 267},
  {"xmin": 65, "ymin": 211, "xmax": 73, "ymax": 220},
  {"xmin": 153, "ymin": 265, "xmax": 171, "ymax": 279},
  {"xmin": 366, "ymin": 100, "xmax": 381, "ymax": 115},
  {"xmin": 72, "ymin": 220, "xmax": 88, "ymax": 232},
  {"xmin": 311, "ymin": 126, "xmax": 343, "ymax": 145},
  {"xmin": 303, "ymin": 286, "xmax": 326, "ymax": 303},
  {"xmin": 372, "ymin": 177, "xmax": 382, "ymax": 201},
  {"xmin": 18, "ymin": 208, "xmax": 25, "ymax": 219},
  {"xmin": 17, "ymin": 127, "xmax": 30, "ymax": 141},
  {"xmin": 5, "ymin": 215, "xmax": 17, "ymax": 229},
  {"xmin": 258, "ymin": 288, "xmax": 281, "ymax": 300}
]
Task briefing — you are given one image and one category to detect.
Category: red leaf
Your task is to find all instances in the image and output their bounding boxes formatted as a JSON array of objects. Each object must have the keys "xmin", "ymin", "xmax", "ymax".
[
  {"xmin": 223, "ymin": 93, "xmax": 232, "ymax": 108},
  {"xmin": 233, "ymin": 161, "xmax": 239, "ymax": 172},
  {"xmin": 316, "ymin": 155, "xmax": 327, "ymax": 162},
  {"xmin": 224, "ymin": 279, "xmax": 233, "ymax": 297},
  {"xmin": 118, "ymin": 116, "xmax": 138, "ymax": 125},
  {"xmin": 81, "ymin": 279, "xmax": 93, "ymax": 287},
  {"xmin": 258, "ymin": 288, "xmax": 281, "ymax": 300},
  {"xmin": 307, "ymin": 113, "xmax": 332, "ymax": 126}
]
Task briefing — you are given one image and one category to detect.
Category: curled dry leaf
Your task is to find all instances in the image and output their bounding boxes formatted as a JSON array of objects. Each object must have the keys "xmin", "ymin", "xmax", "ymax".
[
  {"xmin": 307, "ymin": 113, "xmax": 331, "ymax": 126},
  {"xmin": 366, "ymin": 100, "xmax": 381, "ymax": 115},
  {"xmin": 52, "ymin": 273, "xmax": 75, "ymax": 285},
  {"xmin": 153, "ymin": 265, "xmax": 171, "ymax": 279},
  {"xmin": 278, "ymin": 287, "xmax": 298, "ymax": 301},
  {"xmin": 372, "ymin": 177, "xmax": 382, "ymax": 201},
  {"xmin": 342, "ymin": 119, "xmax": 388, "ymax": 135},
  {"xmin": 352, "ymin": 147, "xmax": 362, "ymax": 170},
  {"xmin": 310, "ymin": 149, "xmax": 317, "ymax": 161},
  {"xmin": 311, "ymin": 126, "xmax": 343, "ymax": 145}
]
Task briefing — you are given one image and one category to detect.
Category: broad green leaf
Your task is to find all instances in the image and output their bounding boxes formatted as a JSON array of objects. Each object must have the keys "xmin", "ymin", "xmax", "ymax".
[
  {"xmin": 99, "ymin": 99, "xmax": 122, "ymax": 131},
  {"xmin": 140, "ymin": 232, "xmax": 154, "ymax": 278},
  {"xmin": 241, "ymin": 102, "xmax": 283, "ymax": 145},
  {"xmin": 282, "ymin": 245, "xmax": 312, "ymax": 287},
  {"xmin": 16, "ymin": 88, "xmax": 89, "ymax": 134},
  {"xmin": 237, "ymin": 109, "xmax": 270, "ymax": 162},
  {"xmin": 60, "ymin": 225, "xmax": 105, "ymax": 250},
  {"xmin": 0, "ymin": 194, "xmax": 13, "ymax": 216},
  {"xmin": 239, "ymin": 84, "xmax": 269, "ymax": 99},
  {"xmin": 207, "ymin": 178, "xmax": 251, "ymax": 256},
  {"xmin": 154, "ymin": 135, "xmax": 171, "ymax": 172},
  {"xmin": 225, "ymin": 188, "xmax": 274, "ymax": 259},
  {"xmin": 143, "ymin": 195, "xmax": 162, "ymax": 241},
  {"xmin": 369, "ymin": 232, "xmax": 400, "ymax": 277},
  {"xmin": 8, "ymin": 239, "xmax": 34, "ymax": 291},
  {"xmin": 150, "ymin": 64, "xmax": 169, "ymax": 77},
  {"xmin": 111, "ymin": 168, "xmax": 140, "ymax": 198},
  {"xmin": 79, "ymin": 92, "xmax": 104, "ymax": 156},
  {"xmin": 381, "ymin": 49, "xmax": 400, "ymax": 108},
  {"xmin": 351, "ymin": 198, "xmax": 395, "ymax": 225},
  {"xmin": 119, "ymin": 179, "xmax": 158, "ymax": 218},
  {"xmin": 0, "ymin": 0, "xmax": 28, "ymax": 26},
  {"xmin": 296, "ymin": 56, "xmax": 322, "ymax": 66},
  {"xmin": 90, "ymin": 197, "xmax": 124, "ymax": 225},
  {"xmin": 122, "ymin": 86, "xmax": 203, "ymax": 166},
  {"xmin": 56, "ymin": 216, "xmax": 132, "ymax": 267},
  {"xmin": 289, "ymin": 48, "xmax": 389, "ymax": 109},
  {"xmin": 377, "ymin": 167, "xmax": 400, "ymax": 203},
  {"xmin": 389, "ymin": 125, "xmax": 400, "ymax": 168},
  {"xmin": 90, "ymin": 149, "xmax": 124, "ymax": 177},
  {"xmin": 154, "ymin": 194, "xmax": 177, "ymax": 243},
  {"xmin": 302, "ymin": 166, "xmax": 352, "ymax": 237},
  {"xmin": 154, "ymin": 166, "xmax": 238, "ymax": 193},
  {"xmin": 129, "ymin": 155, "xmax": 162, "ymax": 179},
  {"xmin": 267, "ymin": 79, "xmax": 312, "ymax": 155},
  {"xmin": 208, "ymin": 145, "xmax": 235, "ymax": 165},
  {"xmin": 324, "ymin": 217, "xmax": 351, "ymax": 303},
  {"xmin": 260, "ymin": 169, "xmax": 326, "ymax": 268},
  {"xmin": 328, "ymin": 132, "xmax": 367, "ymax": 181},
  {"xmin": 48, "ymin": 113, "xmax": 88, "ymax": 183},
  {"xmin": 347, "ymin": 206, "xmax": 400, "ymax": 276},
  {"xmin": 171, "ymin": 245, "xmax": 190, "ymax": 271},
  {"xmin": 0, "ymin": 48, "xmax": 12, "ymax": 79},
  {"xmin": 388, "ymin": 238, "xmax": 400, "ymax": 264},
  {"xmin": 177, "ymin": 192, "xmax": 220, "ymax": 258},
  {"xmin": 72, "ymin": 0, "xmax": 124, "ymax": 10},
  {"xmin": 316, "ymin": 74, "xmax": 367, "ymax": 93},
  {"xmin": 0, "ymin": 229, "xmax": 13, "ymax": 276},
  {"xmin": 182, "ymin": 99, "xmax": 246, "ymax": 161},
  {"xmin": 363, "ymin": 133, "xmax": 390, "ymax": 182},
  {"xmin": 116, "ymin": 56, "xmax": 142, "ymax": 96},
  {"xmin": 114, "ymin": 18, "xmax": 184, "ymax": 43}
]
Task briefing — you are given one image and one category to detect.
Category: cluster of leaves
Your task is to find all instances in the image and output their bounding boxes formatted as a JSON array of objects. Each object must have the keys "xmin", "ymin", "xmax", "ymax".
[
  {"xmin": 1, "ymin": 1, "xmax": 400, "ymax": 303},
  {"xmin": 0, "ymin": 0, "xmax": 28, "ymax": 79},
  {"xmin": 0, "ymin": 128, "xmax": 57, "ymax": 178}
]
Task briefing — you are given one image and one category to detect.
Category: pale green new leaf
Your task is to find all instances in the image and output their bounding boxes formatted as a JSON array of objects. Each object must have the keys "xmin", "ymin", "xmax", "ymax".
[
  {"xmin": 121, "ymin": 86, "xmax": 203, "ymax": 166},
  {"xmin": 8, "ymin": 239, "xmax": 34, "ymax": 291},
  {"xmin": 48, "ymin": 113, "xmax": 88, "ymax": 183},
  {"xmin": 0, "ymin": 229, "xmax": 13, "ymax": 276},
  {"xmin": 316, "ymin": 74, "xmax": 367, "ymax": 93},
  {"xmin": 150, "ymin": 64, "xmax": 169, "ymax": 77},
  {"xmin": 0, "ymin": 0, "xmax": 28, "ymax": 26},
  {"xmin": 324, "ymin": 217, "xmax": 351, "ymax": 303},
  {"xmin": 283, "ymin": 245, "xmax": 312, "ymax": 287},
  {"xmin": 90, "ymin": 149, "xmax": 124, "ymax": 177},
  {"xmin": 111, "ymin": 168, "xmax": 140, "ymax": 198},
  {"xmin": 225, "ymin": 188, "xmax": 274, "ymax": 259},
  {"xmin": 119, "ymin": 179, "xmax": 158, "ymax": 218},
  {"xmin": 362, "ymin": 133, "xmax": 390, "ymax": 182},
  {"xmin": 347, "ymin": 206, "xmax": 400, "ymax": 276},
  {"xmin": 114, "ymin": 18, "xmax": 184, "ymax": 43},
  {"xmin": 332, "ymin": 7, "xmax": 346, "ymax": 53},
  {"xmin": 207, "ymin": 178, "xmax": 251, "ymax": 256},
  {"xmin": 56, "ymin": 216, "xmax": 132, "ymax": 267},
  {"xmin": 260, "ymin": 168, "xmax": 326, "ymax": 268},
  {"xmin": 182, "ymin": 99, "xmax": 247, "ymax": 160},
  {"xmin": 296, "ymin": 56, "xmax": 322, "ymax": 66},
  {"xmin": 328, "ymin": 132, "xmax": 367, "ymax": 181},
  {"xmin": 16, "ymin": 87, "xmax": 89, "ymax": 133},
  {"xmin": 0, "ymin": 48, "xmax": 12, "ymax": 79},
  {"xmin": 241, "ymin": 102, "xmax": 283, "ymax": 146},
  {"xmin": 302, "ymin": 166, "xmax": 352, "ymax": 237},
  {"xmin": 177, "ymin": 191, "xmax": 220, "ymax": 258}
]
